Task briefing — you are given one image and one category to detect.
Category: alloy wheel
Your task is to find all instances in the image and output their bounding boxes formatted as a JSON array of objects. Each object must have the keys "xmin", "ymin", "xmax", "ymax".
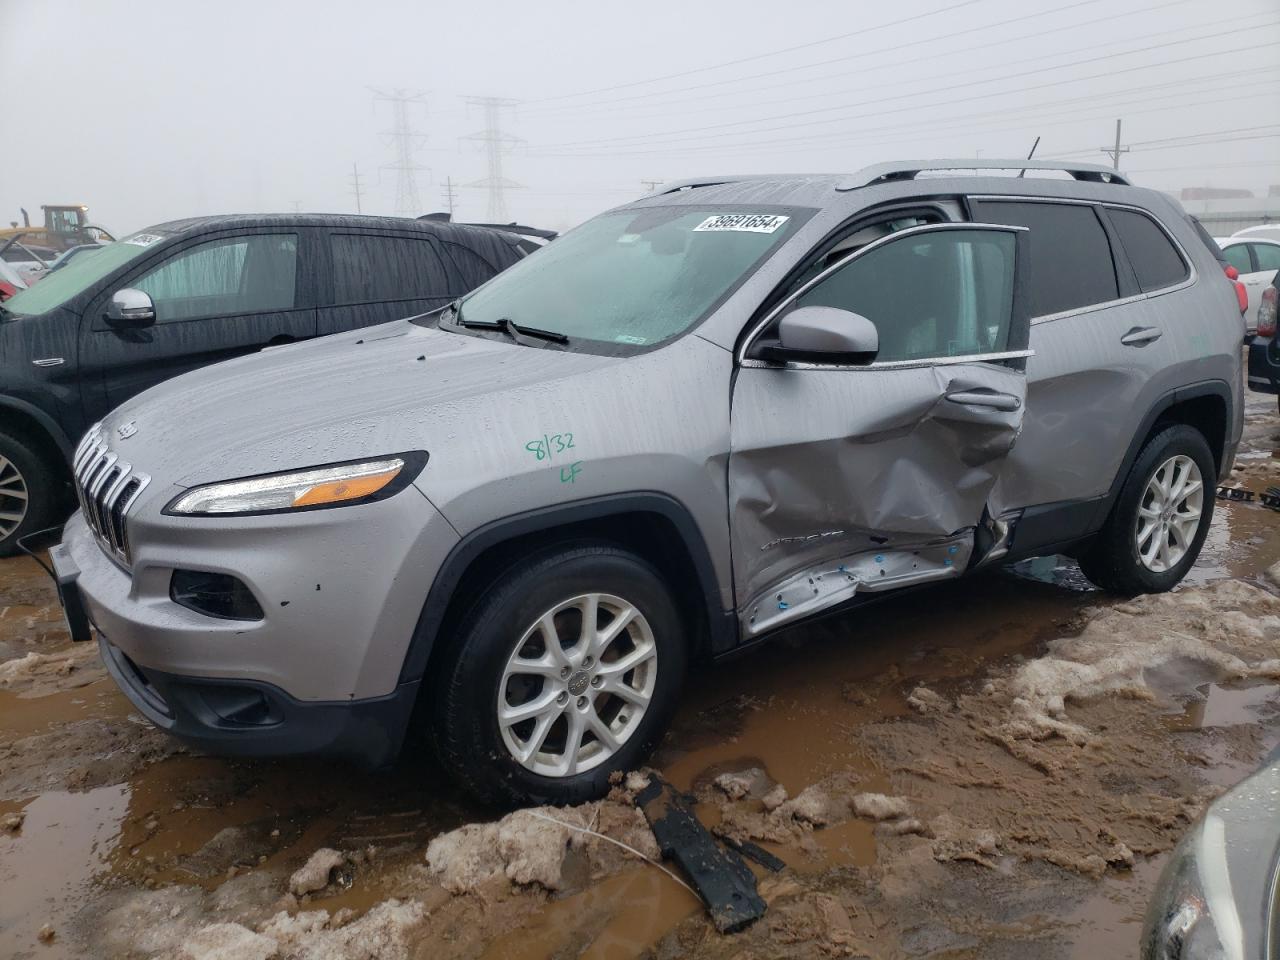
[
  {"xmin": 497, "ymin": 592, "xmax": 658, "ymax": 778},
  {"xmin": 1134, "ymin": 454, "xmax": 1204, "ymax": 573},
  {"xmin": 0, "ymin": 455, "xmax": 29, "ymax": 540}
]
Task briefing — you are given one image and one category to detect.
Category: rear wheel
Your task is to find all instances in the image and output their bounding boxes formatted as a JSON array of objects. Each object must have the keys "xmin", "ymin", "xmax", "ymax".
[
  {"xmin": 431, "ymin": 544, "xmax": 688, "ymax": 806},
  {"xmin": 1078, "ymin": 424, "xmax": 1215, "ymax": 595},
  {"xmin": 0, "ymin": 432, "xmax": 59, "ymax": 558}
]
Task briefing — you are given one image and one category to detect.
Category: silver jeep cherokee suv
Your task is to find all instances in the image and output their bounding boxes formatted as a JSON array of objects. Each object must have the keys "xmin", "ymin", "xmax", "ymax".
[{"xmin": 53, "ymin": 160, "xmax": 1243, "ymax": 805}]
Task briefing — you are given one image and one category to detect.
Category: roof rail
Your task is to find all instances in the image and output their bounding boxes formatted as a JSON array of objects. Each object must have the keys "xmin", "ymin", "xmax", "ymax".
[
  {"xmin": 839, "ymin": 159, "xmax": 1132, "ymax": 190},
  {"xmin": 645, "ymin": 173, "xmax": 838, "ymax": 197},
  {"xmin": 647, "ymin": 177, "xmax": 746, "ymax": 196}
]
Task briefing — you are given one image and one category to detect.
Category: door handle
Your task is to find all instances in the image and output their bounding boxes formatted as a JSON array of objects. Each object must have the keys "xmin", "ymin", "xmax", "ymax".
[
  {"xmin": 1120, "ymin": 326, "xmax": 1163, "ymax": 347},
  {"xmin": 946, "ymin": 391, "xmax": 1022, "ymax": 411}
]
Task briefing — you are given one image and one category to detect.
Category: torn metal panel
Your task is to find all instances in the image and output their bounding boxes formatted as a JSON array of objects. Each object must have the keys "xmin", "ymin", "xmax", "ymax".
[
  {"xmin": 728, "ymin": 362, "xmax": 1025, "ymax": 617},
  {"xmin": 743, "ymin": 532, "xmax": 972, "ymax": 637},
  {"xmin": 636, "ymin": 776, "xmax": 767, "ymax": 934}
]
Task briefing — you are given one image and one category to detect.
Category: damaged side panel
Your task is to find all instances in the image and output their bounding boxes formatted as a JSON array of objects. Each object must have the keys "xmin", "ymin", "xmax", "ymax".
[{"xmin": 728, "ymin": 362, "xmax": 1025, "ymax": 632}]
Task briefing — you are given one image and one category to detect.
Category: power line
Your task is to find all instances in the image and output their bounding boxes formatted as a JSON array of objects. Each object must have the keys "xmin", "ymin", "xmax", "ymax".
[
  {"xmin": 372, "ymin": 88, "xmax": 430, "ymax": 216},
  {"xmin": 523, "ymin": 75, "xmax": 1280, "ymax": 162},
  {"xmin": 1101, "ymin": 119, "xmax": 1130, "ymax": 169},
  {"xmin": 441, "ymin": 176, "xmax": 458, "ymax": 218},
  {"xmin": 1054, "ymin": 123, "xmax": 1280, "ymax": 158},
  {"xmin": 533, "ymin": 2, "xmax": 1268, "ymax": 128},
  {"xmin": 517, "ymin": 0, "xmax": 1191, "ymax": 120},
  {"xmin": 527, "ymin": 22, "xmax": 1277, "ymax": 152},
  {"xmin": 348, "ymin": 162, "xmax": 366, "ymax": 214},
  {"xmin": 461, "ymin": 96, "xmax": 524, "ymax": 222},
  {"xmin": 526, "ymin": 32, "xmax": 1277, "ymax": 156},
  {"xmin": 525, "ymin": 0, "xmax": 985, "ymax": 105}
]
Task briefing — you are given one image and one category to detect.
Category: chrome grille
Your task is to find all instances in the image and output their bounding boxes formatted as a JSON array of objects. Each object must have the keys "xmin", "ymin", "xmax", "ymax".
[{"xmin": 73, "ymin": 425, "xmax": 150, "ymax": 565}]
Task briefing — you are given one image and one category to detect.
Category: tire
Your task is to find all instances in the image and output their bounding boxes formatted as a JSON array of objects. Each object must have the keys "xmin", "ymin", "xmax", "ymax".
[
  {"xmin": 431, "ymin": 543, "xmax": 688, "ymax": 807},
  {"xmin": 1077, "ymin": 424, "xmax": 1215, "ymax": 595},
  {"xmin": 0, "ymin": 432, "xmax": 59, "ymax": 558}
]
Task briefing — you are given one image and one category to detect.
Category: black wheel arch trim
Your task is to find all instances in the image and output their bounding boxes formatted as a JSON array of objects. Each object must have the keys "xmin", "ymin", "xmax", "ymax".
[
  {"xmin": 0, "ymin": 395, "xmax": 74, "ymax": 460},
  {"xmin": 397, "ymin": 491, "xmax": 736, "ymax": 685}
]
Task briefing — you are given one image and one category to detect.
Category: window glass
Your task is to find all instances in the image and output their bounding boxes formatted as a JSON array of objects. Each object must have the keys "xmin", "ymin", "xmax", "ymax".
[
  {"xmin": 1252, "ymin": 243, "xmax": 1280, "ymax": 272},
  {"xmin": 972, "ymin": 200, "xmax": 1117, "ymax": 317},
  {"xmin": 793, "ymin": 229, "xmax": 1016, "ymax": 363},
  {"xmin": 332, "ymin": 234, "xmax": 450, "ymax": 304},
  {"xmin": 1222, "ymin": 244, "xmax": 1253, "ymax": 274},
  {"xmin": 2, "ymin": 235, "xmax": 159, "ymax": 317},
  {"xmin": 1107, "ymin": 208, "xmax": 1189, "ymax": 291},
  {"xmin": 132, "ymin": 234, "xmax": 297, "ymax": 322},
  {"xmin": 440, "ymin": 241, "xmax": 498, "ymax": 292},
  {"xmin": 453, "ymin": 207, "xmax": 802, "ymax": 348}
]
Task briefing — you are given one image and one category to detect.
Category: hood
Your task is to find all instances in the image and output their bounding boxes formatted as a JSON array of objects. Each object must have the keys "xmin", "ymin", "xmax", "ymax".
[{"xmin": 101, "ymin": 320, "xmax": 620, "ymax": 488}]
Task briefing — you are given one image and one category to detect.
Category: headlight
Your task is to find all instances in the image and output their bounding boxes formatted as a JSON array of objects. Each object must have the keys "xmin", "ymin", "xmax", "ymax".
[
  {"xmin": 1142, "ymin": 815, "xmax": 1244, "ymax": 960},
  {"xmin": 165, "ymin": 453, "xmax": 426, "ymax": 516}
]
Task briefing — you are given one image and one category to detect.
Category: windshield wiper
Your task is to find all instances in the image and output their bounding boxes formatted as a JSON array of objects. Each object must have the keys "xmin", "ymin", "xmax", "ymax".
[{"xmin": 457, "ymin": 314, "xmax": 568, "ymax": 345}]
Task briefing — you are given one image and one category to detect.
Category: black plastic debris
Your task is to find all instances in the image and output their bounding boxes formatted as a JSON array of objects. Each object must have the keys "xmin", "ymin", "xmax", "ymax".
[
  {"xmin": 635, "ymin": 776, "xmax": 767, "ymax": 934},
  {"xmin": 721, "ymin": 835, "xmax": 786, "ymax": 873}
]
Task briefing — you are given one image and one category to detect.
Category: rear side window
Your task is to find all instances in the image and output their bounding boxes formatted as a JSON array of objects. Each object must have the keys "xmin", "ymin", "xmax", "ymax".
[
  {"xmin": 331, "ymin": 234, "xmax": 451, "ymax": 305},
  {"xmin": 970, "ymin": 200, "xmax": 1118, "ymax": 318},
  {"xmin": 439, "ymin": 242, "xmax": 498, "ymax": 292},
  {"xmin": 1107, "ymin": 208, "xmax": 1188, "ymax": 292},
  {"xmin": 1253, "ymin": 243, "xmax": 1280, "ymax": 272},
  {"xmin": 1222, "ymin": 244, "xmax": 1254, "ymax": 274}
]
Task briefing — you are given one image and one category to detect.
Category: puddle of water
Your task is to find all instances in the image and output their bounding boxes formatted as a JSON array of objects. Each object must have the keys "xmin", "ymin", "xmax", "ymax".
[
  {"xmin": 0, "ymin": 785, "xmax": 130, "ymax": 960},
  {"xmin": 1191, "ymin": 495, "xmax": 1280, "ymax": 584},
  {"xmin": 1190, "ymin": 682, "xmax": 1280, "ymax": 729},
  {"xmin": 1063, "ymin": 856, "xmax": 1165, "ymax": 960},
  {"xmin": 479, "ymin": 865, "xmax": 702, "ymax": 960},
  {"xmin": 0, "ymin": 682, "xmax": 128, "ymax": 737}
]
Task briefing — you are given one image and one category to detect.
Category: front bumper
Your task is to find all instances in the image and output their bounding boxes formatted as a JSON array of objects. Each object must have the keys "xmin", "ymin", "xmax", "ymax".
[
  {"xmin": 1247, "ymin": 336, "xmax": 1280, "ymax": 395},
  {"xmin": 98, "ymin": 633, "xmax": 418, "ymax": 766},
  {"xmin": 61, "ymin": 480, "xmax": 460, "ymax": 762},
  {"xmin": 62, "ymin": 486, "xmax": 458, "ymax": 702}
]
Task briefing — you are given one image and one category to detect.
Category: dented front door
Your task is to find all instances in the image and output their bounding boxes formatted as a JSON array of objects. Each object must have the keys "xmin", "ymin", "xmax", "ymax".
[{"xmin": 728, "ymin": 224, "xmax": 1030, "ymax": 637}]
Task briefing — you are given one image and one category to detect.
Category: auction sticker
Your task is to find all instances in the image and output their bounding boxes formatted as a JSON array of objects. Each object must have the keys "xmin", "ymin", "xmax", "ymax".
[
  {"xmin": 693, "ymin": 214, "xmax": 789, "ymax": 234},
  {"xmin": 124, "ymin": 233, "xmax": 165, "ymax": 247}
]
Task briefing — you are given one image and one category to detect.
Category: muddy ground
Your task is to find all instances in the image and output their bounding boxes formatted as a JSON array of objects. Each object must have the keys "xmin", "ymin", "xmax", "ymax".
[{"xmin": 3, "ymin": 394, "xmax": 1280, "ymax": 960}]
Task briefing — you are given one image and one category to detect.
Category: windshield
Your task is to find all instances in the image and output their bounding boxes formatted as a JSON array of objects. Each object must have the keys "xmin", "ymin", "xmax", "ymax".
[
  {"xmin": 450, "ymin": 206, "xmax": 805, "ymax": 348},
  {"xmin": 2, "ymin": 232, "xmax": 167, "ymax": 317}
]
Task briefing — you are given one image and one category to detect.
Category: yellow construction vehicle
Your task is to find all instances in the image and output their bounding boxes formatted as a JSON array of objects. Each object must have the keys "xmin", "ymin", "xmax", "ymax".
[{"xmin": 0, "ymin": 205, "xmax": 115, "ymax": 253}]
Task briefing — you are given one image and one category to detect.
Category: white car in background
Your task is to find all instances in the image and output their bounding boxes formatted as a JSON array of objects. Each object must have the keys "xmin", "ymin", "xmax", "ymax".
[
  {"xmin": 0, "ymin": 258, "xmax": 27, "ymax": 300},
  {"xmin": 1233, "ymin": 224, "xmax": 1280, "ymax": 243},
  {"xmin": 1216, "ymin": 235, "xmax": 1280, "ymax": 336}
]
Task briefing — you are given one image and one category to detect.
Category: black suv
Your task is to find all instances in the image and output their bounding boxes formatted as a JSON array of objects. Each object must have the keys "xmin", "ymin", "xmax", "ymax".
[{"xmin": 0, "ymin": 213, "xmax": 527, "ymax": 553}]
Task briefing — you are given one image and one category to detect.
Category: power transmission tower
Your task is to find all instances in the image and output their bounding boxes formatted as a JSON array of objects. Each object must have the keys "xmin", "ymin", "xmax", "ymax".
[
  {"xmin": 441, "ymin": 176, "xmax": 458, "ymax": 218},
  {"xmin": 348, "ymin": 163, "xmax": 366, "ymax": 214},
  {"xmin": 640, "ymin": 179, "xmax": 663, "ymax": 192},
  {"xmin": 289, "ymin": 200, "xmax": 302, "ymax": 213},
  {"xmin": 1100, "ymin": 118, "xmax": 1130, "ymax": 170},
  {"xmin": 461, "ymin": 97, "xmax": 523, "ymax": 223},
  {"xmin": 371, "ymin": 88, "xmax": 430, "ymax": 216}
]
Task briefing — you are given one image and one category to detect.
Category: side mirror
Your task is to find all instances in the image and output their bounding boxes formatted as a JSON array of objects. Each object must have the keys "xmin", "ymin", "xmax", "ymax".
[
  {"xmin": 757, "ymin": 305, "xmax": 879, "ymax": 364},
  {"xmin": 106, "ymin": 288, "xmax": 155, "ymax": 327}
]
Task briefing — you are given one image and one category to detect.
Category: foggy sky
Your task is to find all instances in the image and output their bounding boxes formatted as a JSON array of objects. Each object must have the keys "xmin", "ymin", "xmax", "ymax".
[{"xmin": 2, "ymin": 0, "xmax": 1277, "ymax": 236}]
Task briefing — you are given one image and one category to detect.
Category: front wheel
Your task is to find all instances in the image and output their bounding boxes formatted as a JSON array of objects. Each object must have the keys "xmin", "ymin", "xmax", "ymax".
[
  {"xmin": 0, "ymin": 432, "xmax": 59, "ymax": 558},
  {"xmin": 1078, "ymin": 424, "xmax": 1215, "ymax": 595},
  {"xmin": 430, "ymin": 544, "xmax": 688, "ymax": 806}
]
